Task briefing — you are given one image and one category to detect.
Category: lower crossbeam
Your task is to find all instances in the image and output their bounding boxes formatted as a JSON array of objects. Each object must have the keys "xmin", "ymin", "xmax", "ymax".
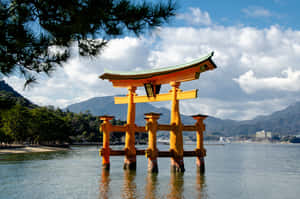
[{"xmin": 107, "ymin": 149, "xmax": 198, "ymax": 157}]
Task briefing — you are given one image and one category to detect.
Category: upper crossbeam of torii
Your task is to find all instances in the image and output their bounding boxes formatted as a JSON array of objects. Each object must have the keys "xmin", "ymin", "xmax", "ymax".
[{"xmin": 99, "ymin": 52, "xmax": 217, "ymax": 173}]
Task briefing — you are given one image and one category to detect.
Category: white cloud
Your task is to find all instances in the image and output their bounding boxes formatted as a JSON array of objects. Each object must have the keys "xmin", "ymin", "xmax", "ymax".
[
  {"xmin": 4, "ymin": 12, "xmax": 300, "ymax": 120},
  {"xmin": 177, "ymin": 8, "xmax": 211, "ymax": 26},
  {"xmin": 234, "ymin": 68, "xmax": 300, "ymax": 94},
  {"xmin": 4, "ymin": 37, "xmax": 151, "ymax": 108},
  {"xmin": 242, "ymin": 6, "xmax": 273, "ymax": 18},
  {"xmin": 147, "ymin": 25, "xmax": 300, "ymax": 119}
]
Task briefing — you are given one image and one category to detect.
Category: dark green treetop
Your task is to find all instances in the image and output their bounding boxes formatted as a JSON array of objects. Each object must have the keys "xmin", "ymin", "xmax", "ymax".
[{"xmin": 0, "ymin": 0, "xmax": 176, "ymax": 86}]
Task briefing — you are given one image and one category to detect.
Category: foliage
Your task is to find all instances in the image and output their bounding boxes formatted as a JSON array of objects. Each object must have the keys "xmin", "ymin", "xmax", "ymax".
[
  {"xmin": 0, "ymin": 93, "xmax": 106, "ymax": 144},
  {"xmin": 0, "ymin": 0, "xmax": 175, "ymax": 86},
  {"xmin": 0, "ymin": 90, "xmax": 35, "ymax": 108},
  {"xmin": 0, "ymin": 91, "xmax": 17, "ymax": 109},
  {"xmin": 30, "ymin": 107, "xmax": 70, "ymax": 143},
  {"xmin": 280, "ymin": 136, "xmax": 300, "ymax": 143},
  {"xmin": 65, "ymin": 110, "xmax": 102, "ymax": 143},
  {"xmin": 1, "ymin": 104, "xmax": 31, "ymax": 142}
]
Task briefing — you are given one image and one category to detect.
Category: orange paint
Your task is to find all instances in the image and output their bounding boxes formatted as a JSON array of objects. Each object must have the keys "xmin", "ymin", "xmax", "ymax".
[
  {"xmin": 99, "ymin": 116, "xmax": 114, "ymax": 166},
  {"xmin": 192, "ymin": 115, "xmax": 207, "ymax": 155},
  {"xmin": 99, "ymin": 53, "xmax": 218, "ymax": 172},
  {"xmin": 104, "ymin": 60, "xmax": 216, "ymax": 88},
  {"xmin": 124, "ymin": 86, "xmax": 137, "ymax": 168}
]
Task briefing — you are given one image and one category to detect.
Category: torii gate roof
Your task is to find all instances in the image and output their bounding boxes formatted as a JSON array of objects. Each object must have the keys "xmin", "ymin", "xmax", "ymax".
[{"xmin": 99, "ymin": 52, "xmax": 217, "ymax": 87}]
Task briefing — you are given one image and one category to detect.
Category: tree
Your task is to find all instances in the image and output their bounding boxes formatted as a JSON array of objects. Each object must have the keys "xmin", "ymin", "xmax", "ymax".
[
  {"xmin": 0, "ymin": 0, "xmax": 176, "ymax": 86},
  {"xmin": 30, "ymin": 107, "xmax": 70, "ymax": 144},
  {"xmin": 0, "ymin": 128, "xmax": 4, "ymax": 143},
  {"xmin": 1, "ymin": 104, "xmax": 31, "ymax": 143},
  {"xmin": 0, "ymin": 91, "xmax": 16, "ymax": 109}
]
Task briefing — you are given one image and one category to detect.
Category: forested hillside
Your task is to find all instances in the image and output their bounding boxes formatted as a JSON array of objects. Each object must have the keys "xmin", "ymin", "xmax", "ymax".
[
  {"xmin": 2, "ymin": 79, "xmax": 300, "ymax": 144},
  {"xmin": 0, "ymin": 81, "xmax": 104, "ymax": 144}
]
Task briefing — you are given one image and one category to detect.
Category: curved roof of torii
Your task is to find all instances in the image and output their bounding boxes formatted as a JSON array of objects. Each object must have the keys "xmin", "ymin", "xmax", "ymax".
[{"xmin": 99, "ymin": 52, "xmax": 217, "ymax": 87}]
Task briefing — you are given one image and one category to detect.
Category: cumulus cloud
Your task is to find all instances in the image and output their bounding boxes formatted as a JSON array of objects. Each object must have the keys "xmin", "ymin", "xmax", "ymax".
[
  {"xmin": 242, "ymin": 6, "xmax": 273, "ymax": 18},
  {"xmin": 147, "ymin": 24, "xmax": 300, "ymax": 119},
  {"xmin": 4, "ymin": 8, "xmax": 300, "ymax": 120},
  {"xmin": 176, "ymin": 8, "xmax": 211, "ymax": 26},
  {"xmin": 234, "ymin": 68, "xmax": 300, "ymax": 94},
  {"xmin": 4, "ymin": 37, "xmax": 151, "ymax": 108}
]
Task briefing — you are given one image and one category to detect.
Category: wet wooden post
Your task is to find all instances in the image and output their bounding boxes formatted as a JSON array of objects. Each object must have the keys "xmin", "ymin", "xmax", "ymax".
[
  {"xmin": 99, "ymin": 115, "xmax": 115, "ymax": 170},
  {"xmin": 145, "ymin": 112, "xmax": 161, "ymax": 173},
  {"xmin": 193, "ymin": 114, "xmax": 207, "ymax": 173},
  {"xmin": 170, "ymin": 81, "xmax": 185, "ymax": 172},
  {"xmin": 124, "ymin": 86, "xmax": 137, "ymax": 170}
]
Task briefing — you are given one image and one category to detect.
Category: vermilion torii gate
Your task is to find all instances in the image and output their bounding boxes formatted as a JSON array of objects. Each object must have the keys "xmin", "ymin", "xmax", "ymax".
[{"xmin": 99, "ymin": 52, "xmax": 217, "ymax": 173}]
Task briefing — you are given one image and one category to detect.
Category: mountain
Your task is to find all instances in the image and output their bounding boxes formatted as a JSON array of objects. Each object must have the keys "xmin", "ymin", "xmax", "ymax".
[
  {"xmin": 0, "ymin": 80, "xmax": 35, "ymax": 108},
  {"xmin": 0, "ymin": 80, "xmax": 23, "ymax": 97},
  {"xmin": 66, "ymin": 96, "xmax": 300, "ymax": 136},
  {"xmin": 245, "ymin": 102, "xmax": 300, "ymax": 134},
  {"xmin": 66, "ymin": 96, "xmax": 194, "ymax": 126},
  {"xmin": 65, "ymin": 96, "xmax": 239, "ymax": 135},
  {"xmin": 3, "ymin": 80, "xmax": 299, "ymax": 136}
]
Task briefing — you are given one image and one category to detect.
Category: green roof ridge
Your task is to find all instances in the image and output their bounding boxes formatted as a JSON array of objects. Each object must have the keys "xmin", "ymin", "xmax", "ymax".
[{"xmin": 103, "ymin": 52, "xmax": 214, "ymax": 75}]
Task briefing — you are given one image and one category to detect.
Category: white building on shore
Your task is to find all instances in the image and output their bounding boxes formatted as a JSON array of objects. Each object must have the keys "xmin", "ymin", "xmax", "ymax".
[{"xmin": 256, "ymin": 130, "xmax": 272, "ymax": 139}]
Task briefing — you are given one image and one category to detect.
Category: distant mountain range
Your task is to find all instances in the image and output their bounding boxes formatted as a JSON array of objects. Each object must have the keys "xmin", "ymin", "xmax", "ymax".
[
  {"xmin": 1, "ymin": 80, "xmax": 299, "ymax": 136},
  {"xmin": 66, "ymin": 96, "xmax": 300, "ymax": 136}
]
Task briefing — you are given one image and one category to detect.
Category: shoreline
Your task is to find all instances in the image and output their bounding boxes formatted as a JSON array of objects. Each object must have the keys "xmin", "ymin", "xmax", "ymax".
[
  {"xmin": 1, "ymin": 141, "xmax": 299, "ymax": 155},
  {"xmin": 0, "ymin": 145, "xmax": 70, "ymax": 155}
]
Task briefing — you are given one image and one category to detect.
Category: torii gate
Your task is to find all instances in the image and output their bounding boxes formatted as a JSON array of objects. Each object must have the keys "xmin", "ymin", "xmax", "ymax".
[{"xmin": 99, "ymin": 52, "xmax": 217, "ymax": 173}]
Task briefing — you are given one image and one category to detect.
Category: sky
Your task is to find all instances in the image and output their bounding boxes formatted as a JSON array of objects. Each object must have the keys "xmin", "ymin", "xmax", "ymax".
[{"xmin": 3, "ymin": 0, "xmax": 300, "ymax": 121}]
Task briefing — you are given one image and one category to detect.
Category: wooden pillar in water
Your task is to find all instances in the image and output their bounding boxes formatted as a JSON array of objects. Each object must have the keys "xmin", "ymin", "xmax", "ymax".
[
  {"xmin": 193, "ymin": 115, "xmax": 207, "ymax": 173},
  {"xmin": 99, "ymin": 116, "xmax": 114, "ymax": 170},
  {"xmin": 145, "ymin": 112, "xmax": 160, "ymax": 173},
  {"xmin": 170, "ymin": 82, "xmax": 185, "ymax": 172},
  {"xmin": 124, "ymin": 86, "xmax": 137, "ymax": 170}
]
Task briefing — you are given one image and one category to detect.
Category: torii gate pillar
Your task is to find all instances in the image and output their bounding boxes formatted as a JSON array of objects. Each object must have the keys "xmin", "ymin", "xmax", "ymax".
[
  {"xmin": 169, "ymin": 82, "xmax": 185, "ymax": 172},
  {"xmin": 123, "ymin": 86, "xmax": 137, "ymax": 170}
]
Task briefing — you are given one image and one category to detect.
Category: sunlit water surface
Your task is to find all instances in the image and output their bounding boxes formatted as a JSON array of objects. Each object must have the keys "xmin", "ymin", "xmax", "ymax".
[{"xmin": 1, "ymin": 144, "xmax": 300, "ymax": 199}]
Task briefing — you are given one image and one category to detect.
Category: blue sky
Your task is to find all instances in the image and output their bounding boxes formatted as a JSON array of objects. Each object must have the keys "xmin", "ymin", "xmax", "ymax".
[
  {"xmin": 177, "ymin": 0, "xmax": 299, "ymax": 28},
  {"xmin": 4, "ymin": 0, "xmax": 300, "ymax": 120}
]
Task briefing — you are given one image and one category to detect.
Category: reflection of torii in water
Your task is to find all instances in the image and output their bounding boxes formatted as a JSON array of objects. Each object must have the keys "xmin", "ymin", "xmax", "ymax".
[
  {"xmin": 99, "ymin": 52, "xmax": 217, "ymax": 173},
  {"xmin": 99, "ymin": 169, "xmax": 207, "ymax": 198}
]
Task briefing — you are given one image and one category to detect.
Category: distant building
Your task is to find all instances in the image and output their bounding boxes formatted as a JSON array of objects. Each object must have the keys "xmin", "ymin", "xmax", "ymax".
[
  {"xmin": 256, "ymin": 130, "xmax": 272, "ymax": 139},
  {"xmin": 121, "ymin": 136, "xmax": 125, "ymax": 143},
  {"xmin": 266, "ymin": 132, "xmax": 272, "ymax": 138}
]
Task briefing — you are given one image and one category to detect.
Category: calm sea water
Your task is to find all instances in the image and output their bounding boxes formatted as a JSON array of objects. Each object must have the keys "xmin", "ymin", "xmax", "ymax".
[{"xmin": 1, "ymin": 144, "xmax": 300, "ymax": 199}]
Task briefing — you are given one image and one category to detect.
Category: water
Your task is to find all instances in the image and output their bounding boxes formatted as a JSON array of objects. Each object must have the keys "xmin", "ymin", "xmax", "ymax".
[{"xmin": 1, "ymin": 144, "xmax": 300, "ymax": 199}]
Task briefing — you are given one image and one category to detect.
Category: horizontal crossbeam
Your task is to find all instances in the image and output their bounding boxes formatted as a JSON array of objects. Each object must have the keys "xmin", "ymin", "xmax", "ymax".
[
  {"xmin": 107, "ymin": 149, "xmax": 199, "ymax": 157},
  {"xmin": 158, "ymin": 124, "xmax": 173, "ymax": 131},
  {"xmin": 114, "ymin": 89, "xmax": 197, "ymax": 104},
  {"xmin": 183, "ymin": 125, "xmax": 198, "ymax": 131},
  {"xmin": 106, "ymin": 124, "xmax": 198, "ymax": 133},
  {"xmin": 107, "ymin": 125, "xmax": 146, "ymax": 133}
]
